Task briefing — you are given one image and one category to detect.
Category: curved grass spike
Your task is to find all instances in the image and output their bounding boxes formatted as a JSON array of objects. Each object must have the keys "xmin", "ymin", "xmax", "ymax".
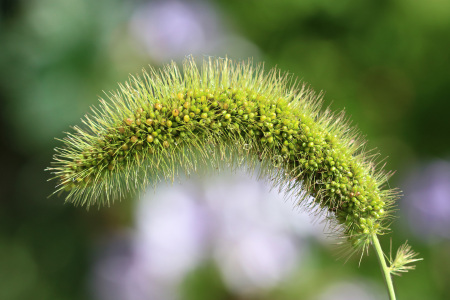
[{"xmin": 48, "ymin": 56, "xmax": 420, "ymax": 299}]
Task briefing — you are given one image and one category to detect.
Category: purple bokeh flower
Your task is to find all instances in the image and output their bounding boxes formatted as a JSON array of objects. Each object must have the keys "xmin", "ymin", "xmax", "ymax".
[
  {"xmin": 90, "ymin": 170, "xmax": 329, "ymax": 299},
  {"xmin": 129, "ymin": 0, "xmax": 260, "ymax": 62},
  {"xmin": 402, "ymin": 160, "xmax": 450, "ymax": 240}
]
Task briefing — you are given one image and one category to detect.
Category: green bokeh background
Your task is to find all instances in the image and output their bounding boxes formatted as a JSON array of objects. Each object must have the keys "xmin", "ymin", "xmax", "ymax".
[{"xmin": 1, "ymin": 0, "xmax": 449, "ymax": 299}]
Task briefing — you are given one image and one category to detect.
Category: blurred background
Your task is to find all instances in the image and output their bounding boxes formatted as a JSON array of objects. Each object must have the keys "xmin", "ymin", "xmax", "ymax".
[{"xmin": 1, "ymin": 0, "xmax": 449, "ymax": 299}]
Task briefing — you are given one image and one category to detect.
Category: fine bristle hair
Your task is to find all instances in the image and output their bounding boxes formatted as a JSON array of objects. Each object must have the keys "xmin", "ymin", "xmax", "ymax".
[{"xmin": 48, "ymin": 56, "xmax": 401, "ymax": 258}]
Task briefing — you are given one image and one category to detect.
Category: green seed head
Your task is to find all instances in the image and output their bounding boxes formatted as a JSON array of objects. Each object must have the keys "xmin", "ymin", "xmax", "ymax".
[{"xmin": 48, "ymin": 57, "xmax": 400, "ymax": 257}]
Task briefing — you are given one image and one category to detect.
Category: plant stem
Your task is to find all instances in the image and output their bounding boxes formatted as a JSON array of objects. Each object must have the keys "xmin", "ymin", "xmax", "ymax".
[{"xmin": 372, "ymin": 234, "xmax": 396, "ymax": 300}]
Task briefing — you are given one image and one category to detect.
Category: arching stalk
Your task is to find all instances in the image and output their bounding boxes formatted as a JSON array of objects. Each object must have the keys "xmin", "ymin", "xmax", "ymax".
[{"xmin": 372, "ymin": 234, "xmax": 396, "ymax": 300}]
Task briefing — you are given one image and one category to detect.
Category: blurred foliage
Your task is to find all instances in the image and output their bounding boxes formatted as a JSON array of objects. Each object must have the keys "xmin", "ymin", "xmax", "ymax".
[{"xmin": 0, "ymin": 0, "xmax": 449, "ymax": 299}]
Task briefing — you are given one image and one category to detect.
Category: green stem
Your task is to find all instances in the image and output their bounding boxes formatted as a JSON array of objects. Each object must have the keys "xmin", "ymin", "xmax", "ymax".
[{"xmin": 372, "ymin": 234, "xmax": 396, "ymax": 300}]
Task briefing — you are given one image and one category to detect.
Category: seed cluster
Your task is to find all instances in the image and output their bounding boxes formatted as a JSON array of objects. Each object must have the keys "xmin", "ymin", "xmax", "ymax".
[
  {"xmin": 48, "ymin": 57, "xmax": 400, "ymax": 254},
  {"xmin": 56, "ymin": 84, "xmax": 390, "ymax": 239}
]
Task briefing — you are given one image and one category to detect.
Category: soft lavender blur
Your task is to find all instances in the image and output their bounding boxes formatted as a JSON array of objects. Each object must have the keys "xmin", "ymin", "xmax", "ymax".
[
  {"xmin": 129, "ymin": 0, "xmax": 260, "ymax": 63},
  {"xmin": 90, "ymin": 170, "xmax": 329, "ymax": 300},
  {"xmin": 402, "ymin": 160, "xmax": 450, "ymax": 240}
]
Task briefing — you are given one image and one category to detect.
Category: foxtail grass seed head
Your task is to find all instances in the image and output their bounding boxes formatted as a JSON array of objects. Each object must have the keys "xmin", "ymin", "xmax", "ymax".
[{"xmin": 48, "ymin": 57, "xmax": 411, "ymax": 259}]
